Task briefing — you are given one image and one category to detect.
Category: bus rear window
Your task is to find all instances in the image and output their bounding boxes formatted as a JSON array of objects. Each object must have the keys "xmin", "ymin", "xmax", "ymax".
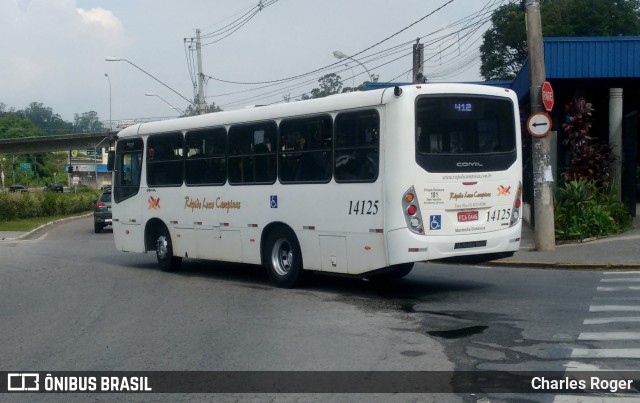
[{"xmin": 415, "ymin": 96, "xmax": 517, "ymax": 172}]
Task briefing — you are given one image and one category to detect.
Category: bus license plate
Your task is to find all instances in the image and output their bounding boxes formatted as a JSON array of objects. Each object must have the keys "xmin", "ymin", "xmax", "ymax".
[{"xmin": 457, "ymin": 211, "xmax": 479, "ymax": 222}]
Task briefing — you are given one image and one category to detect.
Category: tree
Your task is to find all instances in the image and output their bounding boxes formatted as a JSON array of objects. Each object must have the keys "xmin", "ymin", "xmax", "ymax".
[
  {"xmin": 22, "ymin": 102, "xmax": 68, "ymax": 135},
  {"xmin": 73, "ymin": 111, "xmax": 105, "ymax": 132},
  {"xmin": 0, "ymin": 114, "xmax": 44, "ymax": 139},
  {"xmin": 182, "ymin": 101, "xmax": 223, "ymax": 117},
  {"xmin": 480, "ymin": 0, "xmax": 640, "ymax": 80},
  {"xmin": 309, "ymin": 73, "xmax": 343, "ymax": 99}
]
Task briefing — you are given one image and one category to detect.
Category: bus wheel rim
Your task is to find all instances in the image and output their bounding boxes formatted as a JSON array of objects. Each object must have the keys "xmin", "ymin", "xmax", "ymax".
[
  {"xmin": 157, "ymin": 235, "xmax": 169, "ymax": 260},
  {"xmin": 271, "ymin": 238, "xmax": 292, "ymax": 276}
]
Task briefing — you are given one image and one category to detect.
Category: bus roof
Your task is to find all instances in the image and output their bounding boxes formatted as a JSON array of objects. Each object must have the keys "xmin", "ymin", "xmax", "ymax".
[{"xmin": 117, "ymin": 83, "xmax": 515, "ymax": 138}]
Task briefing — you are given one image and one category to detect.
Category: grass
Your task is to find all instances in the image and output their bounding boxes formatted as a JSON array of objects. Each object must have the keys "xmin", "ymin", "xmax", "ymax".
[{"xmin": 0, "ymin": 212, "xmax": 91, "ymax": 231}]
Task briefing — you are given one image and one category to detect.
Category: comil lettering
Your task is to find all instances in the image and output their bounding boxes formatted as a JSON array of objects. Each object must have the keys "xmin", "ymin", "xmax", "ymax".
[{"xmin": 456, "ymin": 162, "xmax": 483, "ymax": 167}]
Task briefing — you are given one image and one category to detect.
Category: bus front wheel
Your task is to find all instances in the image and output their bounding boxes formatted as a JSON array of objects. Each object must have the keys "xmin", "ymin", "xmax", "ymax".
[
  {"xmin": 155, "ymin": 227, "xmax": 182, "ymax": 272},
  {"xmin": 264, "ymin": 227, "xmax": 305, "ymax": 288}
]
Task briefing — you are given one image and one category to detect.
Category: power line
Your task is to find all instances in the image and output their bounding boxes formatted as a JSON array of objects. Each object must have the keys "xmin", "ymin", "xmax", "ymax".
[
  {"xmin": 216, "ymin": 0, "xmax": 505, "ymax": 107},
  {"xmin": 208, "ymin": 0, "xmax": 458, "ymax": 86}
]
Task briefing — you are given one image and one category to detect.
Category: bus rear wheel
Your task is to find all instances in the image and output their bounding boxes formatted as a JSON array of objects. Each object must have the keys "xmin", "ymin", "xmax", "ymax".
[
  {"xmin": 155, "ymin": 226, "xmax": 182, "ymax": 272},
  {"xmin": 264, "ymin": 227, "xmax": 305, "ymax": 288}
]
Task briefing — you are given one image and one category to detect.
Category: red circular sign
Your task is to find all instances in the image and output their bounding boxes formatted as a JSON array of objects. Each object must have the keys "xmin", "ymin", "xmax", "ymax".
[{"xmin": 542, "ymin": 81, "xmax": 554, "ymax": 112}]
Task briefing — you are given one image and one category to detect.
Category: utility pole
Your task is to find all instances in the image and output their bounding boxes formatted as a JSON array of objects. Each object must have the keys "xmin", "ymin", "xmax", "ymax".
[
  {"xmin": 412, "ymin": 39, "xmax": 425, "ymax": 83},
  {"xmin": 195, "ymin": 29, "xmax": 207, "ymax": 115},
  {"xmin": 525, "ymin": 0, "xmax": 555, "ymax": 251}
]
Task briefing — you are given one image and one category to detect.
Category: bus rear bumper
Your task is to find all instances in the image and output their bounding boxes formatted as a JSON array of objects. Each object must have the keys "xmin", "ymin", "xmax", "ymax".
[{"xmin": 387, "ymin": 222, "xmax": 522, "ymax": 265}]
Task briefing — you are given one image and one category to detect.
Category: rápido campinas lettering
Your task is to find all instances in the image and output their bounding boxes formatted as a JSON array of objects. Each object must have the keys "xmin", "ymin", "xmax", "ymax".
[
  {"xmin": 184, "ymin": 196, "xmax": 241, "ymax": 213},
  {"xmin": 531, "ymin": 376, "xmax": 633, "ymax": 393}
]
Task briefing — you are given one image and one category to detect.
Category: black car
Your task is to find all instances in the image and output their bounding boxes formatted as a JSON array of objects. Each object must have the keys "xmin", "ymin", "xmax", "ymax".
[
  {"xmin": 9, "ymin": 185, "xmax": 28, "ymax": 193},
  {"xmin": 93, "ymin": 190, "xmax": 112, "ymax": 233},
  {"xmin": 44, "ymin": 183, "xmax": 64, "ymax": 192}
]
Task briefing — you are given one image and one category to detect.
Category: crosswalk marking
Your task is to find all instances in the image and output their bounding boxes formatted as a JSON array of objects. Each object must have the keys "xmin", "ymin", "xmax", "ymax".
[
  {"xmin": 601, "ymin": 278, "xmax": 640, "ymax": 282},
  {"xmin": 590, "ymin": 305, "xmax": 640, "ymax": 312},
  {"xmin": 571, "ymin": 348, "xmax": 640, "ymax": 358},
  {"xmin": 584, "ymin": 317, "xmax": 640, "ymax": 324},
  {"xmin": 578, "ymin": 332, "xmax": 640, "ymax": 340},
  {"xmin": 568, "ymin": 271, "xmax": 640, "ymax": 364},
  {"xmin": 596, "ymin": 286, "xmax": 640, "ymax": 292}
]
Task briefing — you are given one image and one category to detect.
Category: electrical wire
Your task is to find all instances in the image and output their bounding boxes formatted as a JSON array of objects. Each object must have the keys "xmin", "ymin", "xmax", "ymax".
[{"xmin": 215, "ymin": 0, "xmax": 507, "ymax": 107}]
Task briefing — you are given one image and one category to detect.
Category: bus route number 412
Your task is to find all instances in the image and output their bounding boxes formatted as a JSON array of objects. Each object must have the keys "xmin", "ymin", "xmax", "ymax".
[{"xmin": 348, "ymin": 200, "xmax": 379, "ymax": 215}]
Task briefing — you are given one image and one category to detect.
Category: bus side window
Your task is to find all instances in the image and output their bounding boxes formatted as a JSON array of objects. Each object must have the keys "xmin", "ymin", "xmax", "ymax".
[
  {"xmin": 228, "ymin": 121, "xmax": 277, "ymax": 185},
  {"xmin": 185, "ymin": 127, "xmax": 227, "ymax": 186},
  {"xmin": 147, "ymin": 132, "xmax": 184, "ymax": 187},
  {"xmin": 334, "ymin": 110, "xmax": 379, "ymax": 183},
  {"xmin": 279, "ymin": 115, "xmax": 332, "ymax": 184}
]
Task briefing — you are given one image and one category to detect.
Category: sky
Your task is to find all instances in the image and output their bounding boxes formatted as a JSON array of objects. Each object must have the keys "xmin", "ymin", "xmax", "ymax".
[{"xmin": 0, "ymin": 0, "xmax": 504, "ymax": 125}]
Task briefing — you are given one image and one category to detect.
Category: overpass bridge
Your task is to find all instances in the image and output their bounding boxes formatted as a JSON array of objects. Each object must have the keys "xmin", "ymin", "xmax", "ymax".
[
  {"xmin": 0, "ymin": 132, "xmax": 116, "ymax": 190},
  {"xmin": 0, "ymin": 132, "xmax": 114, "ymax": 154}
]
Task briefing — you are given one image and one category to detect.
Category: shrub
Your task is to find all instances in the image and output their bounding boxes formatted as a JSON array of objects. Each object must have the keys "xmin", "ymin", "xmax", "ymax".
[
  {"xmin": 555, "ymin": 180, "xmax": 631, "ymax": 241},
  {"xmin": 0, "ymin": 191, "xmax": 99, "ymax": 221}
]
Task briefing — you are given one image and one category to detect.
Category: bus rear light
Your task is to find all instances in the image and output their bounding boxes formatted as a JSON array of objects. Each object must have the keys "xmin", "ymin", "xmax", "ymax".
[
  {"xmin": 510, "ymin": 181, "xmax": 523, "ymax": 227},
  {"xmin": 96, "ymin": 202, "xmax": 106, "ymax": 208},
  {"xmin": 402, "ymin": 186, "xmax": 424, "ymax": 235}
]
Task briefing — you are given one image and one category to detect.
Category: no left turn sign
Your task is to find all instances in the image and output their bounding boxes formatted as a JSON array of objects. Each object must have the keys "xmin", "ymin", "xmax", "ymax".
[{"xmin": 527, "ymin": 112, "xmax": 552, "ymax": 138}]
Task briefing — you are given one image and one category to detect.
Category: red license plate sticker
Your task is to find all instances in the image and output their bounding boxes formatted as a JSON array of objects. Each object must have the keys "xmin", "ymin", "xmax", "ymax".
[{"xmin": 457, "ymin": 211, "xmax": 479, "ymax": 222}]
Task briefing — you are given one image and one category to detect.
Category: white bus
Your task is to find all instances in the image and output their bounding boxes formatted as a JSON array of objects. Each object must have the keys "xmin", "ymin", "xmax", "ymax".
[{"xmin": 109, "ymin": 83, "xmax": 522, "ymax": 287}]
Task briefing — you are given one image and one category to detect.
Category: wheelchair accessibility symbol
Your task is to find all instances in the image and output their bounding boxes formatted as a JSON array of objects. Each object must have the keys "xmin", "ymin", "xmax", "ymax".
[
  {"xmin": 270, "ymin": 195, "xmax": 278, "ymax": 208},
  {"xmin": 430, "ymin": 215, "xmax": 442, "ymax": 230}
]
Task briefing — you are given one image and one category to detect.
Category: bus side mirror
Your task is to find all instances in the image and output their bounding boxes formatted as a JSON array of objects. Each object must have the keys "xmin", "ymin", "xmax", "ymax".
[{"xmin": 107, "ymin": 151, "xmax": 115, "ymax": 172}]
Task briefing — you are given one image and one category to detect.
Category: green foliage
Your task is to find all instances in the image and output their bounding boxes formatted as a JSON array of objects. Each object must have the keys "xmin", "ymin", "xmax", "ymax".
[
  {"xmin": 480, "ymin": 3, "xmax": 528, "ymax": 80},
  {"xmin": 308, "ymin": 73, "xmax": 343, "ymax": 99},
  {"xmin": 73, "ymin": 111, "xmax": 105, "ymax": 132},
  {"xmin": 555, "ymin": 180, "xmax": 631, "ymax": 240},
  {"xmin": 480, "ymin": 0, "xmax": 640, "ymax": 80},
  {"xmin": 0, "ymin": 191, "xmax": 99, "ymax": 222},
  {"xmin": 0, "ymin": 114, "xmax": 44, "ymax": 139}
]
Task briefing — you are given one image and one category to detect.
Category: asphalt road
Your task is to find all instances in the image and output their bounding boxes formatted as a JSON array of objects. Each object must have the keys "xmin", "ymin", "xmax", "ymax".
[{"xmin": 1, "ymin": 217, "xmax": 639, "ymax": 402}]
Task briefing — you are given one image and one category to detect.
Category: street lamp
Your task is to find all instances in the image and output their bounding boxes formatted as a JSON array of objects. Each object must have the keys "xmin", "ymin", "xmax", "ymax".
[
  {"xmin": 104, "ymin": 73, "xmax": 112, "ymax": 131},
  {"xmin": 105, "ymin": 57, "xmax": 196, "ymax": 107},
  {"xmin": 145, "ymin": 93, "xmax": 185, "ymax": 115},
  {"xmin": 333, "ymin": 51, "xmax": 374, "ymax": 82}
]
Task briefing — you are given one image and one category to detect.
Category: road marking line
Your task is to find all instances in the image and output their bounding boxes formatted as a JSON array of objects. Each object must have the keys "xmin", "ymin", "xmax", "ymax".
[
  {"xmin": 597, "ymin": 286, "xmax": 640, "ymax": 292},
  {"xmin": 601, "ymin": 278, "xmax": 640, "ymax": 282},
  {"xmin": 590, "ymin": 305, "xmax": 640, "ymax": 312},
  {"xmin": 584, "ymin": 317, "xmax": 640, "ymax": 324},
  {"xmin": 578, "ymin": 332, "xmax": 640, "ymax": 340},
  {"xmin": 571, "ymin": 348, "xmax": 640, "ymax": 358},
  {"xmin": 603, "ymin": 271, "xmax": 640, "ymax": 275},
  {"xmin": 594, "ymin": 297, "xmax": 640, "ymax": 301}
]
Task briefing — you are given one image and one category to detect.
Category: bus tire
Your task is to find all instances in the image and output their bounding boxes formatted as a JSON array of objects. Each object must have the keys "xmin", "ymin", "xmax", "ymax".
[
  {"xmin": 264, "ymin": 227, "xmax": 305, "ymax": 288},
  {"xmin": 94, "ymin": 223, "xmax": 103, "ymax": 233},
  {"xmin": 368, "ymin": 262, "xmax": 414, "ymax": 282},
  {"xmin": 155, "ymin": 226, "xmax": 182, "ymax": 272}
]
